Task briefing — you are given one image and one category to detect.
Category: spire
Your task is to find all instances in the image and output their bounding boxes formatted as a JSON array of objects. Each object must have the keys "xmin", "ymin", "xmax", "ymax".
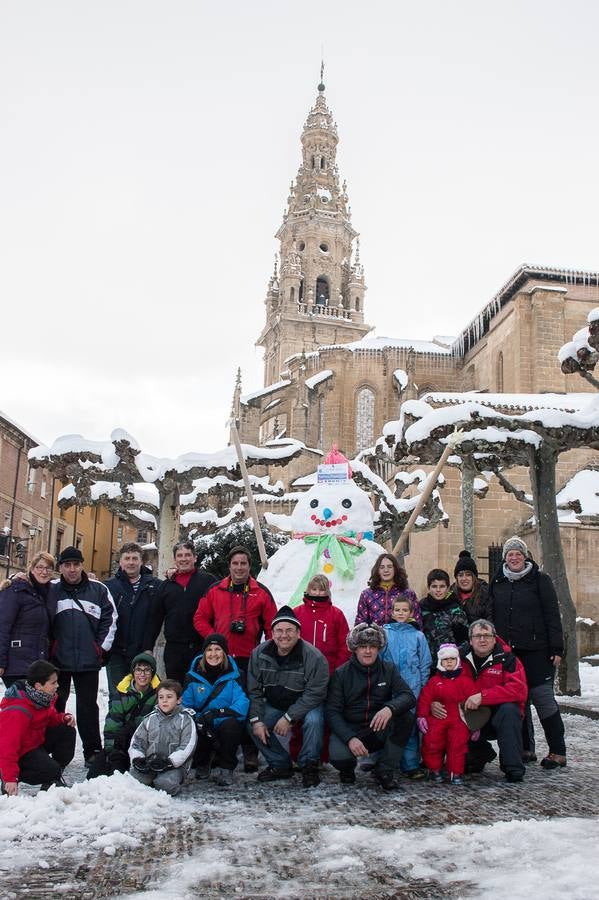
[
  {"xmin": 318, "ymin": 59, "xmax": 325, "ymax": 93},
  {"xmin": 230, "ymin": 368, "xmax": 242, "ymax": 419}
]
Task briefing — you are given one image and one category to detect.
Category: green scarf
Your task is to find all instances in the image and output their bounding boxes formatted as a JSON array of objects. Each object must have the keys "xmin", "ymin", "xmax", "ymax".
[{"xmin": 290, "ymin": 534, "xmax": 366, "ymax": 606}]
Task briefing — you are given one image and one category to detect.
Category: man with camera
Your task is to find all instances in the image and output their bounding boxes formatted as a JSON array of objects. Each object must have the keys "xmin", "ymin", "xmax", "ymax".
[{"xmin": 193, "ymin": 545, "xmax": 277, "ymax": 771}]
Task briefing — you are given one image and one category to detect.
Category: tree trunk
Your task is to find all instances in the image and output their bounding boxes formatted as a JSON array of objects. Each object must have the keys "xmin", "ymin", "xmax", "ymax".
[
  {"xmin": 461, "ymin": 460, "xmax": 475, "ymax": 554},
  {"xmin": 157, "ymin": 486, "xmax": 180, "ymax": 579},
  {"xmin": 530, "ymin": 444, "xmax": 580, "ymax": 695}
]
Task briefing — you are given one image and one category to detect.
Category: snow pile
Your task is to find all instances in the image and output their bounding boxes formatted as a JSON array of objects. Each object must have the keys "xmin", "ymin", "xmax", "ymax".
[
  {"xmin": 0, "ymin": 773, "xmax": 191, "ymax": 863},
  {"xmin": 556, "ymin": 469, "xmax": 599, "ymax": 523},
  {"xmin": 240, "ymin": 379, "xmax": 291, "ymax": 406},
  {"xmin": 393, "ymin": 368, "xmax": 408, "ymax": 390},
  {"xmin": 305, "ymin": 369, "xmax": 333, "ymax": 390}
]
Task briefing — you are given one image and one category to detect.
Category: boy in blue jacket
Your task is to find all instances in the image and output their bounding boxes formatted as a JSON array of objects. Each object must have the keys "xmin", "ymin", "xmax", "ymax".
[
  {"xmin": 382, "ymin": 596, "xmax": 432, "ymax": 778},
  {"xmin": 181, "ymin": 634, "xmax": 249, "ymax": 787}
]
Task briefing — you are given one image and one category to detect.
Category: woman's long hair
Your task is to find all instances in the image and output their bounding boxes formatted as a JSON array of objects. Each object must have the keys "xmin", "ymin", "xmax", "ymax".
[{"xmin": 367, "ymin": 553, "xmax": 409, "ymax": 591}]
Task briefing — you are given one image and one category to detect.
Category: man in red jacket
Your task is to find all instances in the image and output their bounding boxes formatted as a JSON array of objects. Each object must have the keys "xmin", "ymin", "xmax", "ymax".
[
  {"xmin": 194, "ymin": 545, "xmax": 277, "ymax": 771},
  {"xmin": 432, "ymin": 619, "xmax": 528, "ymax": 782},
  {"xmin": 0, "ymin": 660, "xmax": 77, "ymax": 795}
]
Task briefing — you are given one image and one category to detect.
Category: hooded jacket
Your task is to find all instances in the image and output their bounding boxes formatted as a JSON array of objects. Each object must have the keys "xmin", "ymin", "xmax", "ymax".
[
  {"xmin": 51, "ymin": 574, "xmax": 117, "ymax": 671},
  {"xmin": 0, "ymin": 683, "xmax": 69, "ymax": 783},
  {"xmin": 326, "ymin": 654, "xmax": 416, "ymax": 745},
  {"xmin": 0, "ymin": 577, "xmax": 56, "ymax": 676},
  {"xmin": 193, "ymin": 576, "xmax": 277, "ymax": 659},
  {"xmin": 293, "ymin": 595, "xmax": 350, "ymax": 673},
  {"xmin": 104, "ymin": 567, "xmax": 162, "ymax": 661},
  {"xmin": 181, "ymin": 653, "xmax": 249, "ymax": 729},
  {"xmin": 459, "ymin": 638, "xmax": 528, "ymax": 714},
  {"xmin": 489, "ymin": 562, "xmax": 564, "ymax": 656},
  {"xmin": 143, "ymin": 568, "xmax": 217, "ymax": 650},
  {"xmin": 381, "ymin": 621, "xmax": 432, "ymax": 697},
  {"xmin": 103, "ymin": 672, "xmax": 160, "ymax": 753},
  {"xmin": 420, "ymin": 593, "xmax": 470, "ymax": 658},
  {"xmin": 129, "ymin": 705, "xmax": 197, "ymax": 769},
  {"xmin": 416, "ymin": 667, "xmax": 472, "ymax": 724},
  {"xmin": 355, "ymin": 586, "xmax": 422, "ymax": 628}
]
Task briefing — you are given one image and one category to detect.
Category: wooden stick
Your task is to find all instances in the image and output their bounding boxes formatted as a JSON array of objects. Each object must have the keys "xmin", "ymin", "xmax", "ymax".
[
  {"xmin": 392, "ymin": 443, "xmax": 453, "ymax": 556},
  {"xmin": 229, "ymin": 420, "xmax": 269, "ymax": 569}
]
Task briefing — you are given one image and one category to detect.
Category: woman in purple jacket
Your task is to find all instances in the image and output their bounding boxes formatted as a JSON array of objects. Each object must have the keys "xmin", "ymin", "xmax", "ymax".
[
  {"xmin": 0, "ymin": 552, "xmax": 57, "ymax": 687},
  {"xmin": 355, "ymin": 553, "xmax": 422, "ymax": 628}
]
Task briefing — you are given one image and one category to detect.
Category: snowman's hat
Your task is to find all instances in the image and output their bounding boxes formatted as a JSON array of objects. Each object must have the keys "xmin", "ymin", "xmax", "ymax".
[{"xmin": 323, "ymin": 444, "xmax": 352, "ymax": 477}]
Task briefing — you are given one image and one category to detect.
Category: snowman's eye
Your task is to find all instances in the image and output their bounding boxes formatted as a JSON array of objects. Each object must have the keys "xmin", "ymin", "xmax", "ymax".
[
  {"xmin": 341, "ymin": 499, "xmax": 352, "ymax": 509},
  {"xmin": 310, "ymin": 499, "xmax": 319, "ymax": 509}
]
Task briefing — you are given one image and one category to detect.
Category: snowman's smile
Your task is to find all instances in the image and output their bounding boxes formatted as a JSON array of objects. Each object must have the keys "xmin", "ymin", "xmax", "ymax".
[{"xmin": 310, "ymin": 513, "xmax": 348, "ymax": 528}]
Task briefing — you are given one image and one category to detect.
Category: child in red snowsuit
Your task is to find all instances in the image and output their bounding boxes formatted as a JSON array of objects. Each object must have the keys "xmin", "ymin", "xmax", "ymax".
[{"xmin": 416, "ymin": 643, "xmax": 472, "ymax": 785}]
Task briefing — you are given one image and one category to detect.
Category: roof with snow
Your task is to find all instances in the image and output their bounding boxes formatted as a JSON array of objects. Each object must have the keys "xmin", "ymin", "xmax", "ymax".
[
  {"xmin": 240, "ymin": 380, "xmax": 291, "ymax": 406},
  {"xmin": 423, "ymin": 391, "xmax": 593, "ymax": 413}
]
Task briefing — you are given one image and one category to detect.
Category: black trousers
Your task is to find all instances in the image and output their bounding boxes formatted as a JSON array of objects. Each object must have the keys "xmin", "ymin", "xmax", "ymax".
[
  {"xmin": 18, "ymin": 723, "xmax": 76, "ymax": 785},
  {"xmin": 56, "ymin": 670, "xmax": 101, "ymax": 758},
  {"xmin": 163, "ymin": 641, "xmax": 202, "ymax": 688},
  {"xmin": 194, "ymin": 717, "xmax": 245, "ymax": 770}
]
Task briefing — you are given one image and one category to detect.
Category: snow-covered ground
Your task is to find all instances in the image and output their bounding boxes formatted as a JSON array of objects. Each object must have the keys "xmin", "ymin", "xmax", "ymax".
[{"xmin": 1, "ymin": 669, "xmax": 598, "ymax": 899}]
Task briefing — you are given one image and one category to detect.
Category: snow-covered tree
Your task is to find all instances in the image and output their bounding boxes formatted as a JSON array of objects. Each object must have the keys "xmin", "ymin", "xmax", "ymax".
[
  {"xmin": 28, "ymin": 430, "xmax": 303, "ymax": 576},
  {"xmin": 380, "ymin": 396, "xmax": 599, "ymax": 694},
  {"xmin": 194, "ymin": 521, "xmax": 290, "ymax": 579},
  {"xmin": 559, "ymin": 306, "xmax": 599, "ymax": 388}
]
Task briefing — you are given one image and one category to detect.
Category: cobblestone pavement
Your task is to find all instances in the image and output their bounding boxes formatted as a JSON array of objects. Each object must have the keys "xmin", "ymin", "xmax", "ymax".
[{"xmin": 0, "ymin": 712, "xmax": 597, "ymax": 900}]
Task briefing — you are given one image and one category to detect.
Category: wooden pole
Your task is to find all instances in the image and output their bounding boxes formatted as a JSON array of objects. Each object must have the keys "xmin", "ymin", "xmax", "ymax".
[
  {"xmin": 229, "ymin": 420, "xmax": 269, "ymax": 569},
  {"xmin": 392, "ymin": 443, "xmax": 453, "ymax": 556}
]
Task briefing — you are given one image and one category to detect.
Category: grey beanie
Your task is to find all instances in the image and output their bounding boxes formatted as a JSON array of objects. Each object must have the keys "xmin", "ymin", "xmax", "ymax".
[
  {"xmin": 346, "ymin": 622, "xmax": 387, "ymax": 652},
  {"xmin": 502, "ymin": 535, "xmax": 530, "ymax": 559}
]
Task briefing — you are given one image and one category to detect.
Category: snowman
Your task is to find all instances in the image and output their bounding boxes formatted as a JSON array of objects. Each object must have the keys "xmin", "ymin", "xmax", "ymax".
[{"xmin": 259, "ymin": 447, "xmax": 387, "ymax": 623}]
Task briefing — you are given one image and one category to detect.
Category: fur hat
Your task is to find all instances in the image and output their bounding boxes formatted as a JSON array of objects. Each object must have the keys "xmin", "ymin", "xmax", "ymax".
[
  {"xmin": 502, "ymin": 536, "xmax": 530, "ymax": 559},
  {"xmin": 454, "ymin": 550, "xmax": 478, "ymax": 578},
  {"xmin": 131, "ymin": 652, "xmax": 157, "ymax": 676},
  {"xmin": 272, "ymin": 605, "xmax": 301, "ymax": 629},
  {"xmin": 201, "ymin": 633, "xmax": 229, "ymax": 655},
  {"xmin": 437, "ymin": 643, "xmax": 461, "ymax": 670},
  {"xmin": 346, "ymin": 622, "xmax": 387, "ymax": 652},
  {"xmin": 58, "ymin": 545, "xmax": 84, "ymax": 564}
]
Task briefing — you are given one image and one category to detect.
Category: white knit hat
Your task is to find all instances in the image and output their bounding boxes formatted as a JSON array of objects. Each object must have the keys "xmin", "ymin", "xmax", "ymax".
[{"xmin": 437, "ymin": 643, "xmax": 461, "ymax": 670}]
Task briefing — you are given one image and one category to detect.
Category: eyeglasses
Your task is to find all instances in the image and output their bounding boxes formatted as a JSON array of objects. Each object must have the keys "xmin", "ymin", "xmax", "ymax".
[
  {"xmin": 33, "ymin": 566, "xmax": 54, "ymax": 574},
  {"xmin": 133, "ymin": 666, "xmax": 153, "ymax": 674},
  {"xmin": 471, "ymin": 634, "xmax": 494, "ymax": 641}
]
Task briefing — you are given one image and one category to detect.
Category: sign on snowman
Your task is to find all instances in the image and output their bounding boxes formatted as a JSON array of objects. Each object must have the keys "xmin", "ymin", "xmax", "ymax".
[{"xmin": 259, "ymin": 448, "xmax": 386, "ymax": 623}]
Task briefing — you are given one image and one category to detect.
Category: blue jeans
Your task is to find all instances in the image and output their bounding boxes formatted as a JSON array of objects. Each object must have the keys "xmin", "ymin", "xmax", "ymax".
[
  {"xmin": 251, "ymin": 703, "xmax": 324, "ymax": 769},
  {"xmin": 400, "ymin": 723, "xmax": 421, "ymax": 773}
]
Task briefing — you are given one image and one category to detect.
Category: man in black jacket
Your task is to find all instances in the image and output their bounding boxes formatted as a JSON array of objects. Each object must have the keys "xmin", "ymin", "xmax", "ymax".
[
  {"xmin": 143, "ymin": 541, "xmax": 216, "ymax": 686},
  {"xmin": 51, "ymin": 546, "xmax": 117, "ymax": 765},
  {"xmin": 326, "ymin": 623, "xmax": 416, "ymax": 791},
  {"xmin": 104, "ymin": 543, "xmax": 162, "ymax": 700}
]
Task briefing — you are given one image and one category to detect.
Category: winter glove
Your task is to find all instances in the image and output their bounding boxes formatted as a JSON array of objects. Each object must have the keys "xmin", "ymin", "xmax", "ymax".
[
  {"xmin": 147, "ymin": 754, "xmax": 174, "ymax": 773},
  {"xmin": 471, "ymin": 730, "xmax": 480, "ymax": 742},
  {"xmin": 132, "ymin": 757, "xmax": 150, "ymax": 773},
  {"xmin": 417, "ymin": 717, "xmax": 429, "ymax": 735}
]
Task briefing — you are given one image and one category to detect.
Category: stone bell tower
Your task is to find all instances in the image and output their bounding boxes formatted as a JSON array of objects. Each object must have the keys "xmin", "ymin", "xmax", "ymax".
[{"xmin": 257, "ymin": 68, "xmax": 370, "ymax": 387}]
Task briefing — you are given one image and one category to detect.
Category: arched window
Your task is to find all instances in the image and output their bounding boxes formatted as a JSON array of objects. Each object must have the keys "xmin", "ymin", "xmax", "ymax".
[
  {"xmin": 356, "ymin": 387, "xmax": 375, "ymax": 451},
  {"xmin": 497, "ymin": 352, "xmax": 504, "ymax": 392},
  {"xmin": 290, "ymin": 286, "xmax": 295, "ymax": 302},
  {"xmin": 299, "ymin": 279, "xmax": 304, "ymax": 302},
  {"xmin": 315, "ymin": 275, "xmax": 329, "ymax": 306}
]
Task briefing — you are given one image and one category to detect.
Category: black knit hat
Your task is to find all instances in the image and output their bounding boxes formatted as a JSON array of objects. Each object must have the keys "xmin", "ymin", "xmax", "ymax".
[
  {"xmin": 202, "ymin": 633, "xmax": 229, "ymax": 655},
  {"xmin": 454, "ymin": 550, "xmax": 478, "ymax": 578},
  {"xmin": 272, "ymin": 605, "xmax": 301, "ymax": 629},
  {"xmin": 131, "ymin": 652, "xmax": 157, "ymax": 676},
  {"xmin": 58, "ymin": 546, "xmax": 84, "ymax": 564}
]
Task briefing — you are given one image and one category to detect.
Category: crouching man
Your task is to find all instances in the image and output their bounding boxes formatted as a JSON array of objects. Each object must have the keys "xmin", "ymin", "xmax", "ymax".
[
  {"xmin": 128, "ymin": 679, "xmax": 197, "ymax": 796},
  {"xmin": 248, "ymin": 606, "xmax": 329, "ymax": 788},
  {"xmin": 0, "ymin": 660, "xmax": 76, "ymax": 795},
  {"xmin": 326, "ymin": 623, "xmax": 416, "ymax": 791}
]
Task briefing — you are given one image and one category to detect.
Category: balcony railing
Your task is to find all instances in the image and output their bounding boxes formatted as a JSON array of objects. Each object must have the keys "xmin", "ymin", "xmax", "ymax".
[{"xmin": 298, "ymin": 302, "xmax": 353, "ymax": 320}]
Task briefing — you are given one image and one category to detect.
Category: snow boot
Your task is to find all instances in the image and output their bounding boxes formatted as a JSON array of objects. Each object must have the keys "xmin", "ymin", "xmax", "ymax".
[
  {"xmin": 428, "ymin": 770, "xmax": 444, "ymax": 784},
  {"xmin": 301, "ymin": 762, "xmax": 320, "ymax": 788},
  {"xmin": 339, "ymin": 768, "xmax": 356, "ymax": 785},
  {"xmin": 257, "ymin": 766, "xmax": 294, "ymax": 783},
  {"xmin": 540, "ymin": 753, "xmax": 567, "ymax": 770},
  {"xmin": 375, "ymin": 771, "xmax": 401, "ymax": 792}
]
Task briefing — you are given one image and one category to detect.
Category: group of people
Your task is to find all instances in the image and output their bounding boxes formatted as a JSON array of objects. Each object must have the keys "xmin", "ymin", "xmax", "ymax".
[{"xmin": 0, "ymin": 533, "xmax": 567, "ymax": 796}]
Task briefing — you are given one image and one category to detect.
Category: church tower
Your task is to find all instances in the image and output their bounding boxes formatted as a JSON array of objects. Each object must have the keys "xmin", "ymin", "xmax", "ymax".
[{"xmin": 257, "ymin": 70, "xmax": 370, "ymax": 387}]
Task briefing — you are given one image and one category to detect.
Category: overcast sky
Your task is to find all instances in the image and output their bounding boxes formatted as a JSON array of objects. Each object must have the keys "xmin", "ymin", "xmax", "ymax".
[{"xmin": 2, "ymin": 1, "xmax": 599, "ymax": 456}]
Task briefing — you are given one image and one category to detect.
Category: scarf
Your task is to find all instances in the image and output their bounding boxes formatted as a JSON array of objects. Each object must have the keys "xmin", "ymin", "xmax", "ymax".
[
  {"xmin": 24, "ymin": 682, "xmax": 54, "ymax": 708},
  {"xmin": 502, "ymin": 561, "xmax": 533, "ymax": 582},
  {"xmin": 290, "ymin": 533, "xmax": 366, "ymax": 605}
]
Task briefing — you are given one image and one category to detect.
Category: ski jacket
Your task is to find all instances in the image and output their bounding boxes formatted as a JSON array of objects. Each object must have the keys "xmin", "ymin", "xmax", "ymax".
[
  {"xmin": 0, "ymin": 683, "xmax": 69, "ymax": 783},
  {"xmin": 104, "ymin": 567, "xmax": 162, "ymax": 661},
  {"xmin": 381, "ymin": 621, "xmax": 432, "ymax": 697},
  {"xmin": 0, "ymin": 578, "xmax": 56, "ymax": 675},
  {"xmin": 193, "ymin": 576, "xmax": 277, "ymax": 659},
  {"xmin": 416, "ymin": 668, "xmax": 473, "ymax": 723},
  {"xmin": 51, "ymin": 574, "xmax": 117, "ymax": 672},
  {"xmin": 489, "ymin": 563, "xmax": 564, "ymax": 656},
  {"xmin": 103, "ymin": 673, "xmax": 160, "ymax": 753},
  {"xmin": 326, "ymin": 655, "xmax": 416, "ymax": 745},
  {"xmin": 143, "ymin": 568, "xmax": 217, "ymax": 650},
  {"xmin": 129, "ymin": 705, "xmax": 197, "ymax": 769},
  {"xmin": 459, "ymin": 638, "xmax": 528, "ymax": 714},
  {"xmin": 355, "ymin": 586, "xmax": 422, "ymax": 628},
  {"xmin": 449, "ymin": 578, "xmax": 492, "ymax": 624},
  {"xmin": 294, "ymin": 595, "xmax": 350, "ymax": 673},
  {"xmin": 420, "ymin": 593, "xmax": 470, "ymax": 658},
  {"xmin": 181, "ymin": 653, "xmax": 249, "ymax": 728},
  {"xmin": 247, "ymin": 638, "xmax": 329, "ymax": 723}
]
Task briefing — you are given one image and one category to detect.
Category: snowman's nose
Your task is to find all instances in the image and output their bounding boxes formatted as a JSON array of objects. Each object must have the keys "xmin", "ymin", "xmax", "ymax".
[{"xmin": 323, "ymin": 508, "xmax": 333, "ymax": 520}]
